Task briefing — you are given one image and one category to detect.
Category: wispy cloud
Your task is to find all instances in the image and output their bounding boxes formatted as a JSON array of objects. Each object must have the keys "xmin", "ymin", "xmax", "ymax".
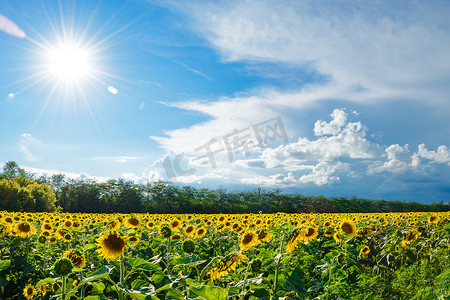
[
  {"xmin": 173, "ymin": 60, "xmax": 212, "ymax": 81},
  {"xmin": 18, "ymin": 133, "xmax": 41, "ymax": 162},
  {"xmin": 91, "ymin": 156, "xmax": 140, "ymax": 163},
  {"xmin": 0, "ymin": 14, "xmax": 26, "ymax": 38}
]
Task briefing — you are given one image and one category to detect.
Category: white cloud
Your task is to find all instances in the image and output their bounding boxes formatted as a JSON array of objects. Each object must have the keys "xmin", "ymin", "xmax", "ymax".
[
  {"xmin": 22, "ymin": 166, "xmax": 111, "ymax": 183},
  {"xmin": 91, "ymin": 156, "xmax": 140, "ymax": 163},
  {"xmin": 18, "ymin": 133, "xmax": 41, "ymax": 162},
  {"xmin": 368, "ymin": 143, "xmax": 450, "ymax": 174},
  {"xmin": 0, "ymin": 14, "xmax": 26, "ymax": 38},
  {"xmin": 298, "ymin": 161, "xmax": 346, "ymax": 185},
  {"xmin": 178, "ymin": 0, "xmax": 450, "ymax": 104},
  {"xmin": 261, "ymin": 109, "xmax": 378, "ymax": 168},
  {"xmin": 414, "ymin": 144, "xmax": 450, "ymax": 166},
  {"xmin": 368, "ymin": 144, "xmax": 412, "ymax": 174},
  {"xmin": 149, "ymin": 106, "xmax": 449, "ymax": 188},
  {"xmin": 314, "ymin": 109, "xmax": 348, "ymax": 136}
]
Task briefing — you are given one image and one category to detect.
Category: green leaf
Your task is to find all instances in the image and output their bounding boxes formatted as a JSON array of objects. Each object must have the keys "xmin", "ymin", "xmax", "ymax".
[
  {"xmin": 185, "ymin": 278, "xmax": 201, "ymax": 287},
  {"xmin": 117, "ymin": 283, "xmax": 156, "ymax": 299},
  {"xmin": 129, "ymin": 258, "xmax": 162, "ymax": 272},
  {"xmin": 78, "ymin": 265, "xmax": 114, "ymax": 286},
  {"xmin": 84, "ymin": 296, "xmax": 101, "ymax": 300},
  {"xmin": 308, "ymin": 282, "xmax": 324, "ymax": 292},
  {"xmin": 165, "ymin": 289, "xmax": 184, "ymax": 300},
  {"xmin": 132, "ymin": 279, "xmax": 150, "ymax": 289},
  {"xmin": 0, "ymin": 260, "xmax": 10, "ymax": 271},
  {"xmin": 36, "ymin": 277, "xmax": 55, "ymax": 287},
  {"xmin": 188, "ymin": 285, "xmax": 228, "ymax": 300},
  {"xmin": 84, "ymin": 243, "xmax": 97, "ymax": 251},
  {"xmin": 151, "ymin": 271, "xmax": 171, "ymax": 289},
  {"xmin": 90, "ymin": 282, "xmax": 105, "ymax": 293},
  {"xmin": 282, "ymin": 269, "xmax": 306, "ymax": 296}
]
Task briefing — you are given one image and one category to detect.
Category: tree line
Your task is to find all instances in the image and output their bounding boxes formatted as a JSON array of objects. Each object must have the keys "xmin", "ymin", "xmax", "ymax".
[{"xmin": 0, "ymin": 161, "xmax": 448, "ymax": 213}]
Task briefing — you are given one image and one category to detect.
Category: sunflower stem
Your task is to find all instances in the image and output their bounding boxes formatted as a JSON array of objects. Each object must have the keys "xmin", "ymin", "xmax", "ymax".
[
  {"xmin": 62, "ymin": 275, "xmax": 66, "ymax": 300},
  {"xmin": 273, "ymin": 233, "xmax": 285, "ymax": 296},
  {"xmin": 199, "ymin": 256, "xmax": 222, "ymax": 284},
  {"xmin": 118, "ymin": 257, "xmax": 125, "ymax": 300},
  {"xmin": 239, "ymin": 259, "xmax": 253, "ymax": 300},
  {"xmin": 166, "ymin": 237, "xmax": 171, "ymax": 274}
]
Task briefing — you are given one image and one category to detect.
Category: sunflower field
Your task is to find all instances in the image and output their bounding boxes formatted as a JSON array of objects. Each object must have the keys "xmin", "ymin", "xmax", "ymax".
[{"xmin": 0, "ymin": 211, "xmax": 449, "ymax": 300}]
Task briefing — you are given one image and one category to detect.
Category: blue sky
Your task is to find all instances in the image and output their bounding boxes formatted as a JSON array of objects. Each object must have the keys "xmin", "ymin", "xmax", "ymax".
[{"xmin": 1, "ymin": 0, "xmax": 449, "ymax": 203}]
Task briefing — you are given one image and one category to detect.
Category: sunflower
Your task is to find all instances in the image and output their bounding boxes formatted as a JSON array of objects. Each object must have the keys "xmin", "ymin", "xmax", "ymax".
[
  {"xmin": 340, "ymin": 220, "xmax": 357, "ymax": 237},
  {"xmin": 14, "ymin": 222, "xmax": 37, "ymax": 238},
  {"xmin": 55, "ymin": 228, "xmax": 70, "ymax": 240},
  {"xmin": 160, "ymin": 226, "xmax": 172, "ymax": 238},
  {"xmin": 357, "ymin": 228, "xmax": 373, "ymax": 237},
  {"xmin": 146, "ymin": 221, "xmax": 155, "ymax": 230},
  {"xmin": 428, "ymin": 215, "xmax": 439, "ymax": 224},
  {"xmin": 257, "ymin": 229, "xmax": 272, "ymax": 242},
  {"xmin": 23, "ymin": 284, "xmax": 36, "ymax": 300},
  {"xmin": 195, "ymin": 227, "xmax": 207, "ymax": 238},
  {"xmin": 360, "ymin": 245, "xmax": 370, "ymax": 255},
  {"xmin": 96, "ymin": 232, "xmax": 127, "ymax": 260},
  {"xmin": 333, "ymin": 232, "xmax": 342, "ymax": 243},
  {"xmin": 127, "ymin": 236, "xmax": 140, "ymax": 247},
  {"xmin": 64, "ymin": 220, "xmax": 72, "ymax": 228},
  {"xmin": 72, "ymin": 221, "xmax": 82, "ymax": 229},
  {"xmin": 39, "ymin": 283, "xmax": 48, "ymax": 297},
  {"xmin": 54, "ymin": 257, "xmax": 74, "ymax": 276},
  {"xmin": 324, "ymin": 228, "xmax": 334, "ymax": 238},
  {"xmin": 402, "ymin": 230, "xmax": 419, "ymax": 247},
  {"xmin": 171, "ymin": 234, "xmax": 183, "ymax": 241},
  {"xmin": 182, "ymin": 240, "xmax": 196, "ymax": 253},
  {"xmin": 38, "ymin": 235, "xmax": 47, "ymax": 244},
  {"xmin": 239, "ymin": 231, "xmax": 259, "ymax": 251},
  {"xmin": 209, "ymin": 254, "xmax": 247, "ymax": 280},
  {"xmin": 170, "ymin": 219, "xmax": 182, "ymax": 231},
  {"xmin": 41, "ymin": 223, "xmax": 53, "ymax": 232},
  {"xmin": 184, "ymin": 225, "xmax": 196, "ymax": 237},
  {"xmin": 302, "ymin": 226, "xmax": 318, "ymax": 242},
  {"xmin": 286, "ymin": 229, "xmax": 303, "ymax": 253},
  {"xmin": 64, "ymin": 249, "xmax": 86, "ymax": 268},
  {"xmin": 124, "ymin": 217, "xmax": 141, "ymax": 229}
]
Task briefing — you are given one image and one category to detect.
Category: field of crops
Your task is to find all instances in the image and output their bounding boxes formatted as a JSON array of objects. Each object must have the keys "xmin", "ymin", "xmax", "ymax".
[{"xmin": 0, "ymin": 211, "xmax": 449, "ymax": 300}]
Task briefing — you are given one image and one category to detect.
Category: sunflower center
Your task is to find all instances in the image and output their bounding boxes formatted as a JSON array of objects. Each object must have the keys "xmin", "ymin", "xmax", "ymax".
[
  {"xmin": 305, "ymin": 228, "xmax": 315, "ymax": 237},
  {"xmin": 18, "ymin": 223, "xmax": 31, "ymax": 232},
  {"xmin": 104, "ymin": 234, "xmax": 126, "ymax": 250},
  {"xmin": 258, "ymin": 230, "xmax": 268, "ymax": 240},
  {"xmin": 128, "ymin": 218, "xmax": 139, "ymax": 226},
  {"xmin": 242, "ymin": 233, "xmax": 254, "ymax": 245},
  {"xmin": 341, "ymin": 222, "xmax": 354, "ymax": 234}
]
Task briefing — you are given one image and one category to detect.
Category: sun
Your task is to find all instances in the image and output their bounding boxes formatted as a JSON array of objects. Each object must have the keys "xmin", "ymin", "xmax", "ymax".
[{"xmin": 44, "ymin": 42, "xmax": 93, "ymax": 84}]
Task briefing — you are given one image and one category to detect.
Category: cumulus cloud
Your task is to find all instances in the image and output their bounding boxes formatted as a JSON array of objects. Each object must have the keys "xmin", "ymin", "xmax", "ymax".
[
  {"xmin": 148, "ymin": 107, "xmax": 449, "ymax": 188},
  {"xmin": 368, "ymin": 144, "xmax": 412, "ymax": 174},
  {"xmin": 368, "ymin": 143, "xmax": 450, "ymax": 174},
  {"xmin": 414, "ymin": 144, "xmax": 450, "ymax": 166},
  {"xmin": 261, "ymin": 109, "xmax": 378, "ymax": 168}
]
